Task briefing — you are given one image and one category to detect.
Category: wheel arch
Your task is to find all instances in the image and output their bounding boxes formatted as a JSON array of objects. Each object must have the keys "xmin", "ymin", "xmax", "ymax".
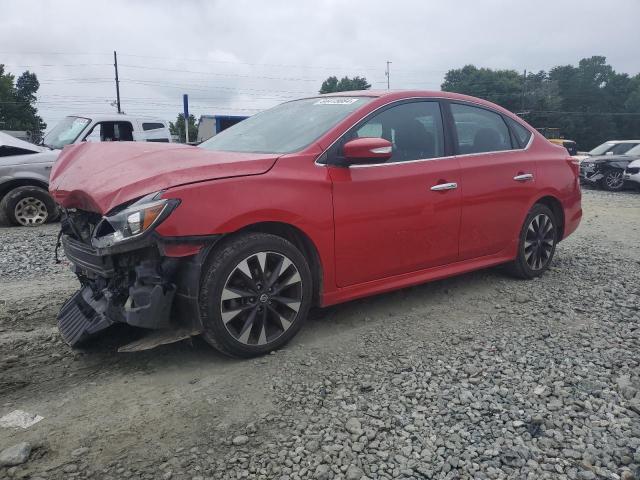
[
  {"xmin": 0, "ymin": 178, "xmax": 50, "ymax": 201},
  {"xmin": 212, "ymin": 221, "xmax": 324, "ymax": 307},
  {"xmin": 533, "ymin": 195, "xmax": 565, "ymax": 240}
]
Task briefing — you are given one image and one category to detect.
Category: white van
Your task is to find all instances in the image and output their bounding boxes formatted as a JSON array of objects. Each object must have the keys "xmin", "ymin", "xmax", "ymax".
[{"xmin": 43, "ymin": 114, "xmax": 171, "ymax": 148}]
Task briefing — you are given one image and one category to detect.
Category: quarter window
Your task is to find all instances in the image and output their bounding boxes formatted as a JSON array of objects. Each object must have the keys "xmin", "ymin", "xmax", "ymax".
[
  {"xmin": 350, "ymin": 101, "xmax": 445, "ymax": 163},
  {"xmin": 504, "ymin": 116, "xmax": 532, "ymax": 148},
  {"xmin": 142, "ymin": 122, "xmax": 165, "ymax": 131},
  {"xmin": 451, "ymin": 103, "xmax": 512, "ymax": 154}
]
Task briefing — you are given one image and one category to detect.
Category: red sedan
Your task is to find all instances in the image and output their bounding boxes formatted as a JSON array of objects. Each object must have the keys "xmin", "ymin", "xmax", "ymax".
[{"xmin": 50, "ymin": 90, "xmax": 582, "ymax": 357}]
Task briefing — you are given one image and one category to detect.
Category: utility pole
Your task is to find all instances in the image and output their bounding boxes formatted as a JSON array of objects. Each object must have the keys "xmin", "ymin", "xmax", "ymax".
[
  {"xmin": 114, "ymin": 51, "xmax": 121, "ymax": 114},
  {"xmin": 385, "ymin": 61, "xmax": 392, "ymax": 90},
  {"xmin": 521, "ymin": 69, "xmax": 527, "ymax": 112},
  {"xmin": 183, "ymin": 94, "xmax": 189, "ymax": 144}
]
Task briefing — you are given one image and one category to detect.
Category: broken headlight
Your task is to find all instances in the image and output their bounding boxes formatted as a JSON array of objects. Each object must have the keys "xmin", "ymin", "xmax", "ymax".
[{"xmin": 92, "ymin": 192, "xmax": 179, "ymax": 248}]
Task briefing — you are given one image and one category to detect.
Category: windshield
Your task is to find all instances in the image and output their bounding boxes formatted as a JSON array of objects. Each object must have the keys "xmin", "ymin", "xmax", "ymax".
[
  {"xmin": 589, "ymin": 141, "xmax": 639, "ymax": 156},
  {"xmin": 43, "ymin": 116, "xmax": 91, "ymax": 149},
  {"xmin": 199, "ymin": 97, "xmax": 372, "ymax": 154},
  {"xmin": 625, "ymin": 144, "xmax": 640, "ymax": 156}
]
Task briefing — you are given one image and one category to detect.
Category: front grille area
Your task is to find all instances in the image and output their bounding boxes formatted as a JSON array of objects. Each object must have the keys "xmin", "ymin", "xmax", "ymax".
[
  {"xmin": 61, "ymin": 235, "xmax": 115, "ymax": 277},
  {"xmin": 61, "ymin": 209, "xmax": 103, "ymax": 244}
]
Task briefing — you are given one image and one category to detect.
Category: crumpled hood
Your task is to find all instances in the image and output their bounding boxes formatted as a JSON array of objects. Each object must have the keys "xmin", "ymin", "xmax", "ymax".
[{"xmin": 49, "ymin": 142, "xmax": 278, "ymax": 214}]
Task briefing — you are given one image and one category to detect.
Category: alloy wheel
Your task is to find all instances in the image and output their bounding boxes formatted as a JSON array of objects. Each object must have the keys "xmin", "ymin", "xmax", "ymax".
[
  {"xmin": 605, "ymin": 171, "xmax": 624, "ymax": 190},
  {"xmin": 14, "ymin": 197, "xmax": 48, "ymax": 226},
  {"xmin": 524, "ymin": 213, "xmax": 555, "ymax": 271},
  {"xmin": 220, "ymin": 251, "xmax": 303, "ymax": 346}
]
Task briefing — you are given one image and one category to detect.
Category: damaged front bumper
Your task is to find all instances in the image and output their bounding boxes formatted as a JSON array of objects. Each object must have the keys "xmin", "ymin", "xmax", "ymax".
[
  {"xmin": 579, "ymin": 164, "xmax": 603, "ymax": 184},
  {"xmin": 58, "ymin": 233, "xmax": 215, "ymax": 348}
]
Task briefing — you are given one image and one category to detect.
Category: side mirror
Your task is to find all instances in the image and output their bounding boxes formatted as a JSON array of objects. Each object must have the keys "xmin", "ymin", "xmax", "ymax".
[{"xmin": 342, "ymin": 137, "xmax": 392, "ymax": 164}]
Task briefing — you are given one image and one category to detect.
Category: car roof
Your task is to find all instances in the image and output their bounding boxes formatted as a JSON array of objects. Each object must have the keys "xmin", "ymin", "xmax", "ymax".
[
  {"xmin": 316, "ymin": 89, "xmax": 525, "ymax": 122},
  {"xmin": 320, "ymin": 89, "xmax": 491, "ymax": 101},
  {"xmin": 68, "ymin": 114, "xmax": 167, "ymax": 124}
]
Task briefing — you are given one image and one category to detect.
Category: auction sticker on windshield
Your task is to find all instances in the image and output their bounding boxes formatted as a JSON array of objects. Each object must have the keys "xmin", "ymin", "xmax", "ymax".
[{"xmin": 314, "ymin": 98, "xmax": 359, "ymax": 105}]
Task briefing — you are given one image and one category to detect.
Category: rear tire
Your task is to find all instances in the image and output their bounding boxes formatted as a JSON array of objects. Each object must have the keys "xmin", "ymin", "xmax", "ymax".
[
  {"xmin": 506, "ymin": 204, "xmax": 558, "ymax": 279},
  {"xmin": 600, "ymin": 169, "xmax": 625, "ymax": 191},
  {"xmin": 0, "ymin": 186, "xmax": 59, "ymax": 227},
  {"xmin": 199, "ymin": 233, "xmax": 313, "ymax": 358}
]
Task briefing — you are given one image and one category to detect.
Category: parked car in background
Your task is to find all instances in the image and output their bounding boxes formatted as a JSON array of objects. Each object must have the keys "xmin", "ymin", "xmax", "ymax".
[
  {"xmin": 624, "ymin": 158, "xmax": 640, "ymax": 189},
  {"xmin": 0, "ymin": 114, "xmax": 170, "ymax": 226},
  {"xmin": 580, "ymin": 144, "xmax": 640, "ymax": 191},
  {"xmin": 574, "ymin": 140, "xmax": 640, "ymax": 162},
  {"xmin": 536, "ymin": 128, "xmax": 577, "ymax": 155},
  {"xmin": 50, "ymin": 90, "xmax": 582, "ymax": 357}
]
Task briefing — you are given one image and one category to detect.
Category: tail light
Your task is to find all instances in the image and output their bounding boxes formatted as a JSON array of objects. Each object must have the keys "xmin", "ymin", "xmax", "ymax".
[{"xmin": 566, "ymin": 156, "xmax": 580, "ymax": 177}]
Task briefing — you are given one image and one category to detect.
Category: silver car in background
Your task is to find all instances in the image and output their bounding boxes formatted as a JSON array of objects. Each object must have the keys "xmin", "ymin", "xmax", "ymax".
[{"xmin": 0, "ymin": 115, "xmax": 171, "ymax": 226}]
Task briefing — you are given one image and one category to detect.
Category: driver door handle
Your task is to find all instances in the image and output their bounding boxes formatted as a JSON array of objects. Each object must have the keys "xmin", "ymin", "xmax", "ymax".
[
  {"xmin": 430, "ymin": 182, "xmax": 458, "ymax": 191},
  {"xmin": 513, "ymin": 173, "xmax": 534, "ymax": 182}
]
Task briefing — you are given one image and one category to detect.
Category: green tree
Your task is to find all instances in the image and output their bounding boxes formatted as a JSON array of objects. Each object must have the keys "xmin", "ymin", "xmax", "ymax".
[
  {"xmin": 319, "ymin": 76, "xmax": 371, "ymax": 94},
  {"xmin": 169, "ymin": 113, "xmax": 198, "ymax": 143},
  {"xmin": 441, "ymin": 65, "xmax": 523, "ymax": 111},
  {"xmin": 546, "ymin": 56, "xmax": 627, "ymax": 149},
  {"xmin": 441, "ymin": 57, "xmax": 640, "ymax": 150},
  {"xmin": 0, "ymin": 65, "xmax": 46, "ymax": 142}
]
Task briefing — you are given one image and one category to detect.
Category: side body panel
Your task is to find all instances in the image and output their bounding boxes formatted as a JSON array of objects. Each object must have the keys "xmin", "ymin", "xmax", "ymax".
[
  {"xmin": 156, "ymin": 150, "xmax": 338, "ymax": 294},
  {"xmin": 457, "ymin": 149, "xmax": 538, "ymax": 260},
  {"xmin": 534, "ymin": 144, "xmax": 582, "ymax": 240},
  {"xmin": 329, "ymin": 158, "xmax": 461, "ymax": 286}
]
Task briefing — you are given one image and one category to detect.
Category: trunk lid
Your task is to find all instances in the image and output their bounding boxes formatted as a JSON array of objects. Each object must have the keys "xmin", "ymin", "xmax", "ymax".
[{"xmin": 49, "ymin": 142, "xmax": 278, "ymax": 214}]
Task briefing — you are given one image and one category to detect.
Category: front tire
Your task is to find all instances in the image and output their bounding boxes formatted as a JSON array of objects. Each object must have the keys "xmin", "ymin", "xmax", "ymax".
[
  {"xmin": 0, "ymin": 186, "xmax": 58, "ymax": 226},
  {"xmin": 506, "ymin": 204, "xmax": 558, "ymax": 279},
  {"xmin": 199, "ymin": 233, "xmax": 313, "ymax": 358},
  {"xmin": 600, "ymin": 169, "xmax": 625, "ymax": 191}
]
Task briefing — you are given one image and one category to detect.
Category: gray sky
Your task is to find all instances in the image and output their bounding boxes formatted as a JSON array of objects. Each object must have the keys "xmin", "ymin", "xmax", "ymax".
[{"xmin": 1, "ymin": 0, "xmax": 639, "ymax": 130}]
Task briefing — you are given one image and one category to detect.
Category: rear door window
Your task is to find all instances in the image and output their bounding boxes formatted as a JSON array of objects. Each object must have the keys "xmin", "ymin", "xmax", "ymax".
[
  {"xmin": 142, "ymin": 122, "xmax": 165, "ymax": 131},
  {"xmin": 451, "ymin": 103, "xmax": 512, "ymax": 154},
  {"xmin": 141, "ymin": 122, "xmax": 170, "ymax": 142}
]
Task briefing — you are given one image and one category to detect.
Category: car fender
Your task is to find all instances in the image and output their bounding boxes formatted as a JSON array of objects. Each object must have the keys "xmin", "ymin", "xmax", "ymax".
[
  {"xmin": 0, "ymin": 167, "xmax": 52, "ymax": 197},
  {"xmin": 155, "ymin": 154, "xmax": 337, "ymax": 293}
]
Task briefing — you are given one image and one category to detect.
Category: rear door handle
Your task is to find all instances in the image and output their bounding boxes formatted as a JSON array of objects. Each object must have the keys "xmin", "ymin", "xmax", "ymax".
[
  {"xmin": 513, "ymin": 173, "xmax": 534, "ymax": 182},
  {"xmin": 430, "ymin": 182, "xmax": 458, "ymax": 191}
]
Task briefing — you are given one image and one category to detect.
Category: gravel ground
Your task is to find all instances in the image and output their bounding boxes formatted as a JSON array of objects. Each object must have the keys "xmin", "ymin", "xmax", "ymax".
[
  {"xmin": 0, "ymin": 224, "xmax": 68, "ymax": 280},
  {"xmin": 0, "ymin": 188, "xmax": 639, "ymax": 480}
]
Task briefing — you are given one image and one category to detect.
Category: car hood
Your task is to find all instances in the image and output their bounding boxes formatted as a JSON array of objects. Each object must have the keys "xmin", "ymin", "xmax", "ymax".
[
  {"xmin": 0, "ymin": 131, "xmax": 47, "ymax": 152},
  {"xmin": 586, "ymin": 154, "xmax": 640, "ymax": 163},
  {"xmin": 0, "ymin": 149, "xmax": 59, "ymax": 167},
  {"xmin": 627, "ymin": 159, "xmax": 640, "ymax": 168},
  {"xmin": 49, "ymin": 142, "xmax": 278, "ymax": 214}
]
